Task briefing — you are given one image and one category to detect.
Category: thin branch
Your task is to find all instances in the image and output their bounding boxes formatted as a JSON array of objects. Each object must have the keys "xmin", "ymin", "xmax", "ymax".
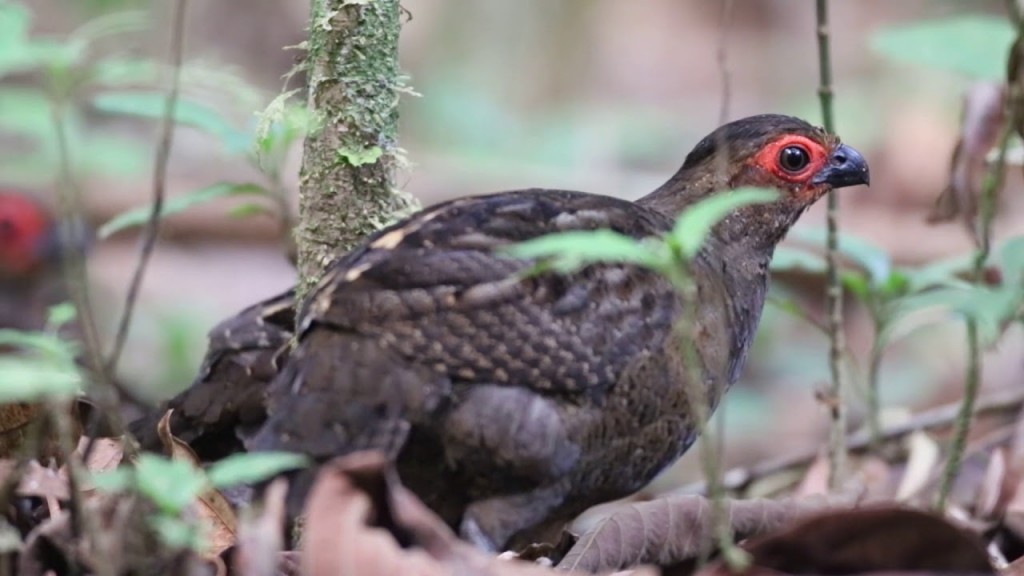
[
  {"xmin": 716, "ymin": 0, "xmax": 733, "ymax": 127},
  {"xmin": 50, "ymin": 88, "xmax": 143, "ymax": 459},
  {"xmin": 106, "ymin": 0, "xmax": 189, "ymax": 371},
  {"xmin": 696, "ymin": 0, "xmax": 745, "ymax": 569},
  {"xmin": 49, "ymin": 102, "xmax": 107, "ymax": 396},
  {"xmin": 936, "ymin": 103, "xmax": 1018, "ymax": 510},
  {"xmin": 815, "ymin": 0, "xmax": 848, "ymax": 490},
  {"xmin": 676, "ymin": 386, "xmax": 1024, "ymax": 497}
]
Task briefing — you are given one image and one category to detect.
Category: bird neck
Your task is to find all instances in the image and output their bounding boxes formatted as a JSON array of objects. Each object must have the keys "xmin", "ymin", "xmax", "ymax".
[{"xmin": 638, "ymin": 168, "xmax": 806, "ymax": 259}]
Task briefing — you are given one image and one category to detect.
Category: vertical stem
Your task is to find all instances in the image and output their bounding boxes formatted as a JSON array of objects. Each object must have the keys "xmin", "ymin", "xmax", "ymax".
[
  {"xmin": 815, "ymin": 0, "xmax": 848, "ymax": 489},
  {"xmin": 936, "ymin": 118, "xmax": 1014, "ymax": 509},
  {"xmin": 693, "ymin": 2, "xmax": 748, "ymax": 568},
  {"xmin": 49, "ymin": 101, "xmax": 106, "ymax": 393},
  {"xmin": 866, "ymin": 317, "xmax": 885, "ymax": 449},
  {"xmin": 107, "ymin": 0, "xmax": 189, "ymax": 372}
]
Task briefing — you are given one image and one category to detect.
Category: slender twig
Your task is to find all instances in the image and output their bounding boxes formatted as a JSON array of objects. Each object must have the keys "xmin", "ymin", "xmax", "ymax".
[
  {"xmin": 49, "ymin": 101, "xmax": 107, "ymax": 394},
  {"xmin": 676, "ymin": 386, "xmax": 1024, "ymax": 497},
  {"xmin": 692, "ymin": 1, "xmax": 746, "ymax": 569},
  {"xmin": 936, "ymin": 109, "xmax": 1017, "ymax": 510},
  {"xmin": 814, "ymin": 0, "xmax": 848, "ymax": 490},
  {"xmin": 50, "ymin": 90, "xmax": 143, "ymax": 460},
  {"xmin": 865, "ymin": 323, "xmax": 885, "ymax": 449},
  {"xmin": 106, "ymin": 0, "xmax": 189, "ymax": 371},
  {"xmin": 47, "ymin": 401, "xmax": 84, "ymax": 548}
]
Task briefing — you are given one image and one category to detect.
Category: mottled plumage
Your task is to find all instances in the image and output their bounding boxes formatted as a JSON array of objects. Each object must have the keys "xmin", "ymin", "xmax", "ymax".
[
  {"xmin": 130, "ymin": 291, "xmax": 295, "ymax": 459},
  {"xmin": 131, "ymin": 114, "xmax": 869, "ymax": 551}
]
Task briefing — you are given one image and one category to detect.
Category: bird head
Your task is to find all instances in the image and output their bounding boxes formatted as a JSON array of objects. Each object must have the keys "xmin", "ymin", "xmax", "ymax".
[
  {"xmin": 0, "ymin": 192, "xmax": 62, "ymax": 281},
  {"xmin": 642, "ymin": 114, "xmax": 870, "ymax": 251}
]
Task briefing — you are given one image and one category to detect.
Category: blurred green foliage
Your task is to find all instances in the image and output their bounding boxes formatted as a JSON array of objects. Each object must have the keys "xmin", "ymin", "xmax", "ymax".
[
  {"xmin": 94, "ymin": 451, "xmax": 307, "ymax": 552},
  {"xmin": 872, "ymin": 14, "xmax": 1014, "ymax": 80}
]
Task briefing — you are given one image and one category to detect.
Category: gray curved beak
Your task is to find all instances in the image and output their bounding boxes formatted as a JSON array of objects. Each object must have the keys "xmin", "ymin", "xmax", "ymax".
[{"xmin": 811, "ymin": 143, "xmax": 870, "ymax": 189}]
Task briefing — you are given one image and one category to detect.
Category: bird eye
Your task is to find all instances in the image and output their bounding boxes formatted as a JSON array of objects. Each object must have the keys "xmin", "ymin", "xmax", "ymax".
[{"xmin": 778, "ymin": 146, "xmax": 810, "ymax": 173}]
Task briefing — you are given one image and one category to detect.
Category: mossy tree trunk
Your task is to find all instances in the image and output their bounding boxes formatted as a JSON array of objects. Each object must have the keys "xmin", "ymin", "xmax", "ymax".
[{"xmin": 296, "ymin": 0, "xmax": 418, "ymax": 299}]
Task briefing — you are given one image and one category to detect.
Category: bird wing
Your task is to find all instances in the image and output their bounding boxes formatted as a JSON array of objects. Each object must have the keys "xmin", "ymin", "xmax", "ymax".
[
  {"xmin": 130, "ymin": 290, "xmax": 295, "ymax": 456},
  {"xmin": 298, "ymin": 189, "xmax": 680, "ymax": 396}
]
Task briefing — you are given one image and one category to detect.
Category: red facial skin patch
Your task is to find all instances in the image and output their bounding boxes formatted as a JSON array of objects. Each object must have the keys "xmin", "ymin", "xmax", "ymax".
[
  {"xmin": 0, "ymin": 193, "xmax": 50, "ymax": 277},
  {"xmin": 747, "ymin": 134, "xmax": 839, "ymax": 205}
]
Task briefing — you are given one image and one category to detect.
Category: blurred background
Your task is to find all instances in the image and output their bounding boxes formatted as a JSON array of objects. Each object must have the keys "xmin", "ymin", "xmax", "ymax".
[{"xmin": 6, "ymin": 0, "xmax": 1024, "ymax": 488}]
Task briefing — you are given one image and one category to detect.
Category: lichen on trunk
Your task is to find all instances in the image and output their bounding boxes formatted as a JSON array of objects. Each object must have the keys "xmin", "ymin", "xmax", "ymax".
[{"xmin": 296, "ymin": 0, "xmax": 418, "ymax": 299}]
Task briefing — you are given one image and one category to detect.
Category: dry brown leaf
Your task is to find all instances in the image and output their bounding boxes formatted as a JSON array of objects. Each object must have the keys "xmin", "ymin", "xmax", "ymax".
[
  {"xmin": 233, "ymin": 477, "xmax": 288, "ymax": 576},
  {"xmin": 855, "ymin": 456, "xmax": 895, "ymax": 501},
  {"xmin": 556, "ymin": 492, "xmax": 861, "ymax": 574},
  {"xmin": 977, "ymin": 447, "xmax": 1008, "ymax": 520},
  {"xmin": 928, "ymin": 81, "xmax": 1007, "ymax": 247},
  {"xmin": 793, "ymin": 451, "xmax": 830, "ymax": 497},
  {"xmin": 702, "ymin": 506, "xmax": 993, "ymax": 576},
  {"xmin": 895, "ymin": 431, "xmax": 940, "ymax": 502},
  {"xmin": 0, "ymin": 403, "xmax": 41, "ymax": 458},
  {"xmin": 1004, "ymin": 553, "xmax": 1024, "ymax": 576},
  {"xmin": 1001, "ymin": 464, "xmax": 1024, "ymax": 542},
  {"xmin": 158, "ymin": 410, "xmax": 238, "ymax": 557},
  {"xmin": 76, "ymin": 436, "xmax": 124, "ymax": 474},
  {"xmin": 20, "ymin": 492, "xmax": 211, "ymax": 575},
  {"xmin": 157, "ymin": 409, "xmax": 204, "ymax": 463},
  {"xmin": 302, "ymin": 451, "xmax": 570, "ymax": 576},
  {"xmin": 16, "ymin": 460, "xmax": 68, "ymax": 501}
]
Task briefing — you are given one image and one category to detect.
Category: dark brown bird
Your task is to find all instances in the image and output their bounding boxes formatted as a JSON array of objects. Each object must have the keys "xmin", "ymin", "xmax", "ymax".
[
  {"xmin": 129, "ymin": 290, "xmax": 296, "ymax": 459},
  {"xmin": 135, "ymin": 114, "xmax": 869, "ymax": 551}
]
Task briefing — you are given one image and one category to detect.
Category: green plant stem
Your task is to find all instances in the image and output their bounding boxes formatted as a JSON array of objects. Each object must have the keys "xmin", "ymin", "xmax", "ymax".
[
  {"xmin": 695, "ymin": 1, "xmax": 747, "ymax": 569},
  {"xmin": 107, "ymin": 0, "xmax": 189, "ymax": 372},
  {"xmin": 936, "ymin": 113, "xmax": 1016, "ymax": 510},
  {"xmin": 866, "ymin": 322, "xmax": 885, "ymax": 449},
  {"xmin": 664, "ymin": 264, "xmax": 744, "ymax": 569},
  {"xmin": 815, "ymin": 0, "xmax": 848, "ymax": 490},
  {"xmin": 48, "ymin": 100, "xmax": 107, "ymax": 398}
]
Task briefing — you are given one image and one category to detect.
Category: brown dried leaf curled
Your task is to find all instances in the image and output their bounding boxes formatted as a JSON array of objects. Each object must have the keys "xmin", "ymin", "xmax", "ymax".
[
  {"xmin": 557, "ymin": 493, "xmax": 859, "ymax": 573},
  {"xmin": 927, "ymin": 81, "xmax": 1007, "ymax": 247},
  {"xmin": 725, "ymin": 505, "xmax": 993, "ymax": 575},
  {"xmin": 302, "ymin": 451, "xmax": 573, "ymax": 576}
]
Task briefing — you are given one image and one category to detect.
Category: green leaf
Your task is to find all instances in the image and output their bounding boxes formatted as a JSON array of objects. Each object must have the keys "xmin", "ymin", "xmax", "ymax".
[
  {"xmin": 893, "ymin": 284, "xmax": 1019, "ymax": 344},
  {"xmin": 90, "ymin": 56, "xmax": 158, "ymax": 87},
  {"xmin": 206, "ymin": 452, "xmax": 308, "ymax": 489},
  {"xmin": 0, "ymin": 329, "xmax": 78, "ymax": 359},
  {"xmin": 149, "ymin": 516, "xmax": 200, "ymax": 551},
  {"xmin": 338, "ymin": 145, "xmax": 384, "ymax": 167},
  {"xmin": 769, "ymin": 246, "xmax": 827, "ymax": 275},
  {"xmin": 871, "ymin": 15, "xmax": 1014, "ymax": 79},
  {"xmin": 0, "ymin": 357, "xmax": 82, "ymax": 402},
  {"xmin": 792, "ymin": 228, "xmax": 892, "ymax": 286},
  {"xmin": 903, "ymin": 253, "xmax": 973, "ymax": 292},
  {"xmin": 90, "ymin": 468, "xmax": 133, "ymax": 493},
  {"xmin": 46, "ymin": 303, "xmax": 77, "ymax": 331},
  {"xmin": 254, "ymin": 90, "xmax": 311, "ymax": 168},
  {"xmin": 228, "ymin": 202, "xmax": 274, "ymax": 219},
  {"xmin": 672, "ymin": 187, "xmax": 778, "ymax": 259},
  {"xmin": 882, "ymin": 270, "xmax": 911, "ymax": 298},
  {"xmin": 134, "ymin": 454, "xmax": 207, "ymax": 514},
  {"xmin": 99, "ymin": 182, "xmax": 269, "ymax": 238},
  {"xmin": 91, "ymin": 91, "xmax": 252, "ymax": 154},
  {"xmin": 841, "ymin": 271, "xmax": 871, "ymax": 300},
  {"xmin": 503, "ymin": 229, "xmax": 663, "ymax": 273},
  {"xmin": 66, "ymin": 10, "xmax": 148, "ymax": 50},
  {"xmin": 998, "ymin": 236, "xmax": 1024, "ymax": 285}
]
